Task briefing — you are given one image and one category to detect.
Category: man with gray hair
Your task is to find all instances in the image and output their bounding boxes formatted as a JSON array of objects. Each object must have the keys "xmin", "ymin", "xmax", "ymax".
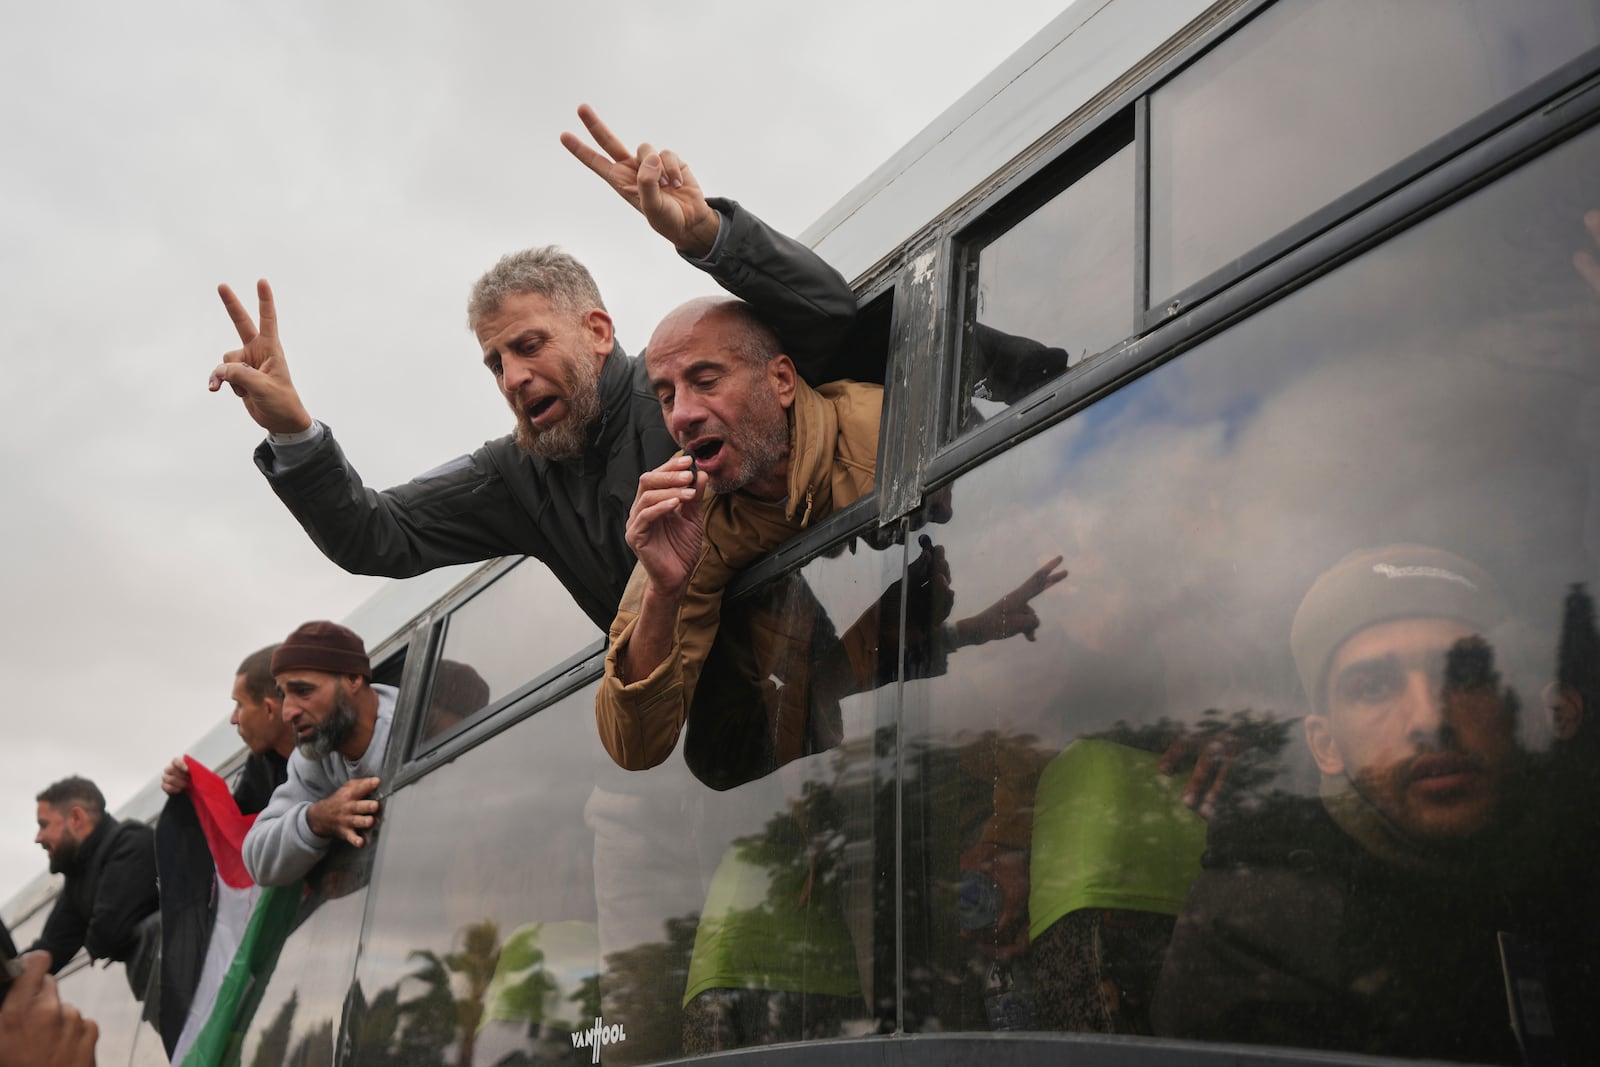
[{"xmin": 209, "ymin": 107, "xmax": 856, "ymax": 630}]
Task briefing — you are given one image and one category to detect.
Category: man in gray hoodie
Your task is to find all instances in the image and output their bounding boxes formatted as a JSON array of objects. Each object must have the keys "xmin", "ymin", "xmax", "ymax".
[{"xmin": 241, "ymin": 621, "xmax": 397, "ymax": 887}]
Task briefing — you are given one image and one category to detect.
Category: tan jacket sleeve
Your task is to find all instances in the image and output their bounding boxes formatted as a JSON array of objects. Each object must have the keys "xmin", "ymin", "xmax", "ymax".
[{"xmin": 595, "ymin": 551, "xmax": 731, "ymax": 771}]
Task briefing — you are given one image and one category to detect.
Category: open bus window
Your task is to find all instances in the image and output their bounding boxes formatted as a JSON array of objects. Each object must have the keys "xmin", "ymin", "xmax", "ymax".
[
  {"xmin": 370, "ymin": 646, "xmax": 407, "ymax": 691},
  {"xmin": 837, "ymin": 288, "xmax": 892, "ymax": 387},
  {"xmin": 1149, "ymin": 0, "xmax": 1600, "ymax": 305},
  {"xmin": 952, "ymin": 140, "xmax": 1135, "ymax": 439},
  {"xmin": 415, "ymin": 558, "xmax": 596, "ymax": 748},
  {"xmin": 900, "ymin": 116, "xmax": 1600, "ymax": 1059}
]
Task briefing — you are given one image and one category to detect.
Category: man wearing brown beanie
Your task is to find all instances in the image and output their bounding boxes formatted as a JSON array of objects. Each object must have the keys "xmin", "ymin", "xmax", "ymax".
[{"xmin": 240, "ymin": 621, "xmax": 397, "ymax": 887}]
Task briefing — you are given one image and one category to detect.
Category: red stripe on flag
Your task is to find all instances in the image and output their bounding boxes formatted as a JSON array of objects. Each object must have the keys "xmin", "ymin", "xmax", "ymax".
[{"xmin": 184, "ymin": 757, "xmax": 258, "ymax": 890}]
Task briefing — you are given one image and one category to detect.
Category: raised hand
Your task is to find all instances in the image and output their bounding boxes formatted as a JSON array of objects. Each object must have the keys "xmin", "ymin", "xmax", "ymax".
[
  {"xmin": 560, "ymin": 104, "xmax": 721, "ymax": 258},
  {"xmin": 1158, "ymin": 730, "xmax": 1238, "ymax": 820},
  {"xmin": 306, "ymin": 776, "xmax": 382, "ymax": 848},
  {"xmin": 209, "ymin": 279, "xmax": 314, "ymax": 435},
  {"xmin": 958, "ymin": 555, "xmax": 1068, "ymax": 645},
  {"xmin": 625, "ymin": 454, "xmax": 709, "ymax": 599},
  {"xmin": 905, "ymin": 534, "xmax": 956, "ymax": 625}
]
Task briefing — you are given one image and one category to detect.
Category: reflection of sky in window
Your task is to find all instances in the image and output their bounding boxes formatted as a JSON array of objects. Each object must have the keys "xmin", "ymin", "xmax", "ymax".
[
  {"xmin": 918, "ymin": 121, "xmax": 1600, "ymax": 758},
  {"xmin": 1150, "ymin": 0, "xmax": 1600, "ymax": 300},
  {"xmin": 975, "ymin": 142, "xmax": 1134, "ymax": 362}
]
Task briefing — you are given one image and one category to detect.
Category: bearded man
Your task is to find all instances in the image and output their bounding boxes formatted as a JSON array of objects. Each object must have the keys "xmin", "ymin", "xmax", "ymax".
[
  {"xmin": 240, "ymin": 621, "xmax": 396, "ymax": 887},
  {"xmin": 1152, "ymin": 545, "xmax": 1596, "ymax": 1063},
  {"xmin": 209, "ymin": 107, "xmax": 856, "ymax": 632},
  {"xmin": 595, "ymin": 296, "xmax": 881, "ymax": 771},
  {"xmin": 28, "ymin": 776, "xmax": 159, "ymax": 974}
]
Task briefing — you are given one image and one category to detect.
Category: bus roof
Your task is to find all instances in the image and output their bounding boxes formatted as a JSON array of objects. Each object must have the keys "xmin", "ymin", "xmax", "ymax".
[{"xmin": 802, "ymin": 0, "xmax": 1217, "ymax": 285}]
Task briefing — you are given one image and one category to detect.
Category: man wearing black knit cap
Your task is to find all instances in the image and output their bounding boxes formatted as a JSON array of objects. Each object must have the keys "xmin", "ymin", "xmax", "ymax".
[{"xmin": 241, "ymin": 621, "xmax": 398, "ymax": 887}]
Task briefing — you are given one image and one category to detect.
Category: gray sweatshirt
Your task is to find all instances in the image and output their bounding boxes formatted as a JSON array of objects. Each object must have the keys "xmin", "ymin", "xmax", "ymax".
[{"xmin": 241, "ymin": 684, "xmax": 398, "ymax": 886}]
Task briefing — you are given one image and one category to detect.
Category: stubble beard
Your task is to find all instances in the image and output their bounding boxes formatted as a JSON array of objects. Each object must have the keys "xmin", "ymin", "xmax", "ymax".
[
  {"xmin": 1349, "ymin": 754, "xmax": 1499, "ymax": 842},
  {"xmin": 512, "ymin": 354, "xmax": 603, "ymax": 462},
  {"xmin": 300, "ymin": 691, "xmax": 360, "ymax": 762},
  {"xmin": 704, "ymin": 388, "xmax": 791, "ymax": 495}
]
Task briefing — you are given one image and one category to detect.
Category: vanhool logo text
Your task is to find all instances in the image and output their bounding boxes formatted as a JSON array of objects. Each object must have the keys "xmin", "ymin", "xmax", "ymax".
[{"xmin": 571, "ymin": 1017, "xmax": 626, "ymax": 1064}]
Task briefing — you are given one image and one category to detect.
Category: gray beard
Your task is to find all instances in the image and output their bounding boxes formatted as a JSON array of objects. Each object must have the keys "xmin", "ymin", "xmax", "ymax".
[
  {"xmin": 709, "ymin": 428, "xmax": 789, "ymax": 494},
  {"xmin": 512, "ymin": 355, "xmax": 603, "ymax": 462},
  {"xmin": 299, "ymin": 691, "xmax": 359, "ymax": 761},
  {"xmin": 706, "ymin": 388, "xmax": 791, "ymax": 495}
]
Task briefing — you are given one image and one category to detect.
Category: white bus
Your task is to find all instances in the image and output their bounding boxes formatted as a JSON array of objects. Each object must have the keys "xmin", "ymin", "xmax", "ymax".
[{"xmin": 8, "ymin": 1, "xmax": 1600, "ymax": 1064}]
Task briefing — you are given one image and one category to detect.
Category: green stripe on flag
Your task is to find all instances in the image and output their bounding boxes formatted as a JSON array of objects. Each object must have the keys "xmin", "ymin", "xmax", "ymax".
[{"xmin": 180, "ymin": 883, "xmax": 302, "ymax": 1067}]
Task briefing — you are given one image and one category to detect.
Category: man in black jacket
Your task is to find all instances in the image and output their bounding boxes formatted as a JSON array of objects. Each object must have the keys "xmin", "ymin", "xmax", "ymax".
[
  {"xmin": 159, "ymin": 644, "xmax": 292, "ymax": 815},
  {"xmin": 207, "ymin": 107, "xmax": 857, "ymax": 631},
  {"xmin": 1152, "ymin": 545, "xmax": 1594, "ymax": 1063},
  {"xmin": 29, "ymin": 777, "xmax": 158, "ymax": 975}
]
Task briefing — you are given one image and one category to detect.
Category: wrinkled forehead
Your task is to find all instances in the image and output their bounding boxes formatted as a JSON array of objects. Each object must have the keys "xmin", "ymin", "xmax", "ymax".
[
  {"xmin": 1323, "ymin": 616, "xmax": 1492, "ymax": 710},
  {"xmin": 474, "ymin": 290, "xmax": 575, "ymax": 346},
  {"xmin": 1330, "ymin": 616, "xmax": 1481, "ymax": 670},
  {"xmin": 274, "ymin": 667, "xmax": 341, "ymax": 690},
  {"xmin": 647, "ymin": 314, "xmax": 746, "ymax": 377}
]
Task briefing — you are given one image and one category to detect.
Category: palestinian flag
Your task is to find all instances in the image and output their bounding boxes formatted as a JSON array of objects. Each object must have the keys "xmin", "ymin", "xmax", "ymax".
[{"xmin": 156, "ymin": 758, "xmax": 300, "ymax": 1066}]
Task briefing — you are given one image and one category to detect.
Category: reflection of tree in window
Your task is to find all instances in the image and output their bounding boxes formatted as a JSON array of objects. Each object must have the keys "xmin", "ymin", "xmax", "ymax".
[{"xmin": 249, "ymin": 992, "xmax": 296, "ymax": 1067}]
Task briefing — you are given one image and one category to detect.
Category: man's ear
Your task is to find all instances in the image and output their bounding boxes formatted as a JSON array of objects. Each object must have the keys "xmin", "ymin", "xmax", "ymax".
[
  {"xmin": 582, "ymin": 308, "xmax": 615, "ymax": 358},
  {"xmin": 768, "ymin": 354, "xmax": 797, "ymax": 409},
  {"xmin": 1303, "ymin": 714, "xmax": 1346, "ymax": 777},
  {"xmin": 67, "ymin": 805, "xmax": 93, "ymax": 834}
]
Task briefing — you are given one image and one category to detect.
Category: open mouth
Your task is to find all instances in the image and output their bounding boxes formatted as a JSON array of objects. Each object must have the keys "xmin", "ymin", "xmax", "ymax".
[
  {"xmin": 526, "ymin": 396, "xmax": 559, "ymax": 422},
  {"xmin": 687, "ymin": 439, "xmax": 724, "ymax": 464}
]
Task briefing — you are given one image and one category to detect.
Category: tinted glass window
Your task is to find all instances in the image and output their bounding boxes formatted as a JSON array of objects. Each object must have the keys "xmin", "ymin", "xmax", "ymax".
[
  {"xmin": 904, "ymin": 121, "xmax": 1600, "ymax": 1063},
  {"xmin": 351, "ymin": 536, "xmax": 896, "ymax": 1065},
  {"xmin": 7, "ymin": 902, "xmax": 48, "ymax": 956},
  {"xmin": 53, "ymin": 956, "xmax": 167, "ymax": 1067},
  {"xmin": 1149, "ymin": 0, "xmax": 1600, "ymax": 302},
  {"xmin": 236, "ymin": 849, "xmax": 374, "ymax": 1067},
  {"xmin": 952, "ymin": 142, "xmax": 1135, "ymax": 439},
  {"xmin": 419, "ymin": 559, "xmax": 598, "ymax": 744}
]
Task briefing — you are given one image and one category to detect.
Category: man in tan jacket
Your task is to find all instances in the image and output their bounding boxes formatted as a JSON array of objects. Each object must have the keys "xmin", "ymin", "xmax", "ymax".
[{"xmin": 595, "ymin": 296, "xmax": 881, "ymax": 773}]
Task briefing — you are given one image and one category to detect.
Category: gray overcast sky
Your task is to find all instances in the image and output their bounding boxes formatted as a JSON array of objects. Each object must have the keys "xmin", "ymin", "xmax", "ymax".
[{"xmin": 0, "ymin": 2, "xmax": 1066, "ymax": 911}]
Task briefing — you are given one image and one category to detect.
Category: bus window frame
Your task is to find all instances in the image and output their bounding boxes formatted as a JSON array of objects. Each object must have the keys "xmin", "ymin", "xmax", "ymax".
[
  {"xmin": 385, "ymin": 555, "xmax": 605, "ymax": 777},
  {"xmin": 1143, "ymin": 43, "xmax": 1600, "ymax": 328},
  {"xmin": 926, "ymin": 44, "xmax": 1600, "ymax": 495},
  {"xmin": 944, "ymin": 108, "xmax": 1137, "ymax": 444}
]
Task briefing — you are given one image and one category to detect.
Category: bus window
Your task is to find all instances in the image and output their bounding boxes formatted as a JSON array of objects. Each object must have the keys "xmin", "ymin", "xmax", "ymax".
[
  {"xmin": 952, "ymin": 140, "xmax": 1135, "ymax": 440},
  {"xmin": 236, "ymin": 846, "xmax": 375, "ymax": 1067},
  {"xmin": 48, "ymin": 955, "xmax": 166, "ymax": 1067},
  {"xmin": 1149, "ymin": 0, "xmax": 1600, "ymax": 304},
  {"xmin": 348, "ymin": 682, "xmax": 610, "ymax": 1066},
  {"xmin": 902, "ymin": 114, "xmax": 1600, "ymax": 1061},
  {"xmin": 416, "ymin": 558, "xmax": 597, "ymax": 746},
  {"xmin": 351, "ymin": 529, "xmax": 895, "ymax": 1065}
]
